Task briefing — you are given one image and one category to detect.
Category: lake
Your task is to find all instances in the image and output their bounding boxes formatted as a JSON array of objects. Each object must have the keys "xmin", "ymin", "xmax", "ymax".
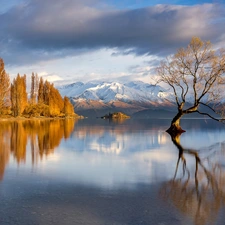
[{"xmin": 0, "ymin": 118, "xmax": 225, "ymax": 225}]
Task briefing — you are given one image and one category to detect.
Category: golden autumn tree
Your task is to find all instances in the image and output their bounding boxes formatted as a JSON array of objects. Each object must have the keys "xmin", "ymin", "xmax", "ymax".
[
  {"xmin": 157, "ymin": 37, "xmax": 225, "ymax": 134},
  {"xmin": 49, "ymin": 84, "xmax": 64, "ymax": 117},
  {"xmin": 0, "ymin": 58, "xmax": 10, "ymax": 115},
  {"xmin": 25, "ymin": 75, "xmax": 50, "ymax": 117},
  {"xmin": 24, "ymin": 73, "xmax": 41, "ymax": 117},
  {"xmin": 33, "ymin": 77, "xmax": 65, "ymax": 117},
  {"xmin": 63, "ymin": 96, "xmax": 74, "ymax": 117},
  {"xmin": 38, "ymin": 77, "xmax": 44, "ymax": 104},
  {"xmin": 43, "ymin": 80, "xmax": 51, "ymax": 105},
  {"xmin": 9, "ymin": 72, "xmax": 69, "ymax": 118},
  {"xmin": 11, "ymin": 74, "xmax": 28, "ymax": 117}
]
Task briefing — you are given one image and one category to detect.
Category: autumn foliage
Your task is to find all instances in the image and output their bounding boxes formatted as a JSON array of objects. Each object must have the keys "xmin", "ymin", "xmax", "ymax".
[
  {"xmin": 0, "ymin": 58, "xmax": 76, "ymax": 118},
  {"xmin": 0, "ymin": 59, "xmax": 10, "ymax": 115}
]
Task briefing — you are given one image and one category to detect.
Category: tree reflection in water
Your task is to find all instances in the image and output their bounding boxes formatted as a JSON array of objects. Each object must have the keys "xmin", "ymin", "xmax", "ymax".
[
  {"xmin": 0, "ymin": 119, "xmax": 76, "ymax": 180},
  {"xmin": 0, "ymin": 123, "xmax": 11, "ymax": 180},
  {"xmin": 160, "ymin": 133, "xmax": 225, "ymax": 225}
]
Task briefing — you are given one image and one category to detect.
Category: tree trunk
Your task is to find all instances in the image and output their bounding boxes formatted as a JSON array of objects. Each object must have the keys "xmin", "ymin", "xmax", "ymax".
[{"xmin": 166, "ymin": 111, "xmax": 186, "ymax": 135}]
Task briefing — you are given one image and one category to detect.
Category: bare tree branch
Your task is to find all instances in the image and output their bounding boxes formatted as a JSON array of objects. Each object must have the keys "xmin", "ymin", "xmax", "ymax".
[
  {"xmin": 199, "ymin": 102, "xmax": 216, "ymax": 113},
  {"xmin": 196, "ymin": 110, "xmax": 224, "ymax": 122},
  {"xmin": 156, "ymin": 37, "xmax": 225, "ymax": 133}
]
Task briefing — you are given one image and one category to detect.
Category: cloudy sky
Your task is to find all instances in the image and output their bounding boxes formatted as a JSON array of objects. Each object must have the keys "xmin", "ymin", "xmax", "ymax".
[{"xmin": 1, "ymin": 0, "xmax": 225, "ymax": 85}]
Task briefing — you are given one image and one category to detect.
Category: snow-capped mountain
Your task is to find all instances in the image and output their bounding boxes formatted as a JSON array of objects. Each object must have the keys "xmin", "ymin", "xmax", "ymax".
[
  {"xmin": 58, "ymin": 81, "xmax": 176, "ymax": 117},
  {"xmin": 59, "ymin": 81, "xmax": 173, "ymax": 103}
]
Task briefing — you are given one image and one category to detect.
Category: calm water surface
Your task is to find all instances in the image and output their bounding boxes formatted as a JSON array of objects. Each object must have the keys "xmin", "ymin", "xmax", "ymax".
[{"xmin": 0, "ymin": 118, "xmax": 225, "ymax": 225}]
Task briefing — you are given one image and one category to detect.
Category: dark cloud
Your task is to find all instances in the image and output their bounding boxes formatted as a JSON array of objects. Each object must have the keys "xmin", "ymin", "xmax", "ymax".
[{"xmin": 0, "ymin": 0, "xmax": 225, "ymax": 65}]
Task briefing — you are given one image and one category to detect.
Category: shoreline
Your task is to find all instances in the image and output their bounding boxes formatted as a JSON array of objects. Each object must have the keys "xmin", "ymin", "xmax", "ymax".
[{"xmin": 0, "ymin": 116, "xmax": 84, "ymax": 122}]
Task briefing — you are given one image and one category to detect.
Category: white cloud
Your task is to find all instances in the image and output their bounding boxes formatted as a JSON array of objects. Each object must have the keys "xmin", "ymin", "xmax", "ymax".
[
  {"xmin": 42, "ymin": 75, "xmax": 63, "ymax": 82},
  {"xmin": 7, "ymin": 48, "xmax": 159, "ymax": 84},
  {"xmin": 1, "ymin": 1, "xmax": 225, "ymax": 83}
]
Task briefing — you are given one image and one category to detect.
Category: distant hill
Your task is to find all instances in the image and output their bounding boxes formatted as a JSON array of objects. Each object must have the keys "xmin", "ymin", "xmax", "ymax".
[
  {"xmin": 58, "ymin": 81, "xmax": 176, "ymax": 118},
  {"xmin": 58, "ymin": 81, "xmax": 222, "ymax": 119},
  {"xmin": 59, "ymin": 81, "xmax": 175, "ymax": 103}
]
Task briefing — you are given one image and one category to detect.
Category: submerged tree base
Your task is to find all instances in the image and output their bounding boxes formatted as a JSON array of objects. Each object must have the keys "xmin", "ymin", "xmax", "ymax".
[{"xmin": 166, "ymin": 124, "xmax": 186, "ymax": 136}]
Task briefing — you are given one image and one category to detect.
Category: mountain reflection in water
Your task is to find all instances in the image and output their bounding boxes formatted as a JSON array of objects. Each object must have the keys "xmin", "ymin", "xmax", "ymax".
[
  {"xmin": 0, "ymin": 118, "xmax": 225, "ymax": 225},
  {"xmin": 0, "ymin": 118, "xmax": 172, "ymax": 182}
]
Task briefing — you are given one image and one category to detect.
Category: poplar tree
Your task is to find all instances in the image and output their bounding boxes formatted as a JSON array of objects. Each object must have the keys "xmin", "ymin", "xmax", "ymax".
[
  {"xmin": 11, "ymin": 74, "xmax": 27, "ymax": 117},
  {"xmin": 0, "ymin": 58, "xmax": 10, "ymax": 114},
  {"xmin": 63, "ymin": 96, "xmax": 74, "ymax": 116},
  {"xmin": 49, "ymin": 84, "xmax": 64, "ymax": 117},
  {"xmin": 43, "ymin": 80, "xmax": 51, "ymax": 105}
]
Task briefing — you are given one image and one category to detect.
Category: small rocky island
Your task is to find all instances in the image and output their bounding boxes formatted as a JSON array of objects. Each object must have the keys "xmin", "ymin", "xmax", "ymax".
[{"xmin": 101, "ymin": 112, "xmax": 130, "ymax": 119}]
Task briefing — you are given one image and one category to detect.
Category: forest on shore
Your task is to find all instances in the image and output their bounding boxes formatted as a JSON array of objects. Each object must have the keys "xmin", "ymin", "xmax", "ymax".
[{"xmin": 0, "ymin": 58, "xmax": 77, "ymax": 119}]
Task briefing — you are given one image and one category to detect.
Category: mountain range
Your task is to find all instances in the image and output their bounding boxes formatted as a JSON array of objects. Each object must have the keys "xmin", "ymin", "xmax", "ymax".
[{"xmin": 58, "ymin": 81, "xmax": 177, "ymax": 118}]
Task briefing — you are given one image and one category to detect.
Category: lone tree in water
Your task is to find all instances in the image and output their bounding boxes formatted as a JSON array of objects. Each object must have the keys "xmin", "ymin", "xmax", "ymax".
[{"xmin": 157, "ymin": 37, "xmax": 225, "ymax": 134}]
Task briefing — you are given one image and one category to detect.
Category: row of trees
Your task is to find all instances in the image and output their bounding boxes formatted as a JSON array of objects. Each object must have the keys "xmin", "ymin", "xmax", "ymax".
[{"xmin": 0, "ymin": 58, "xmax": 75, "ymax": 117}]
